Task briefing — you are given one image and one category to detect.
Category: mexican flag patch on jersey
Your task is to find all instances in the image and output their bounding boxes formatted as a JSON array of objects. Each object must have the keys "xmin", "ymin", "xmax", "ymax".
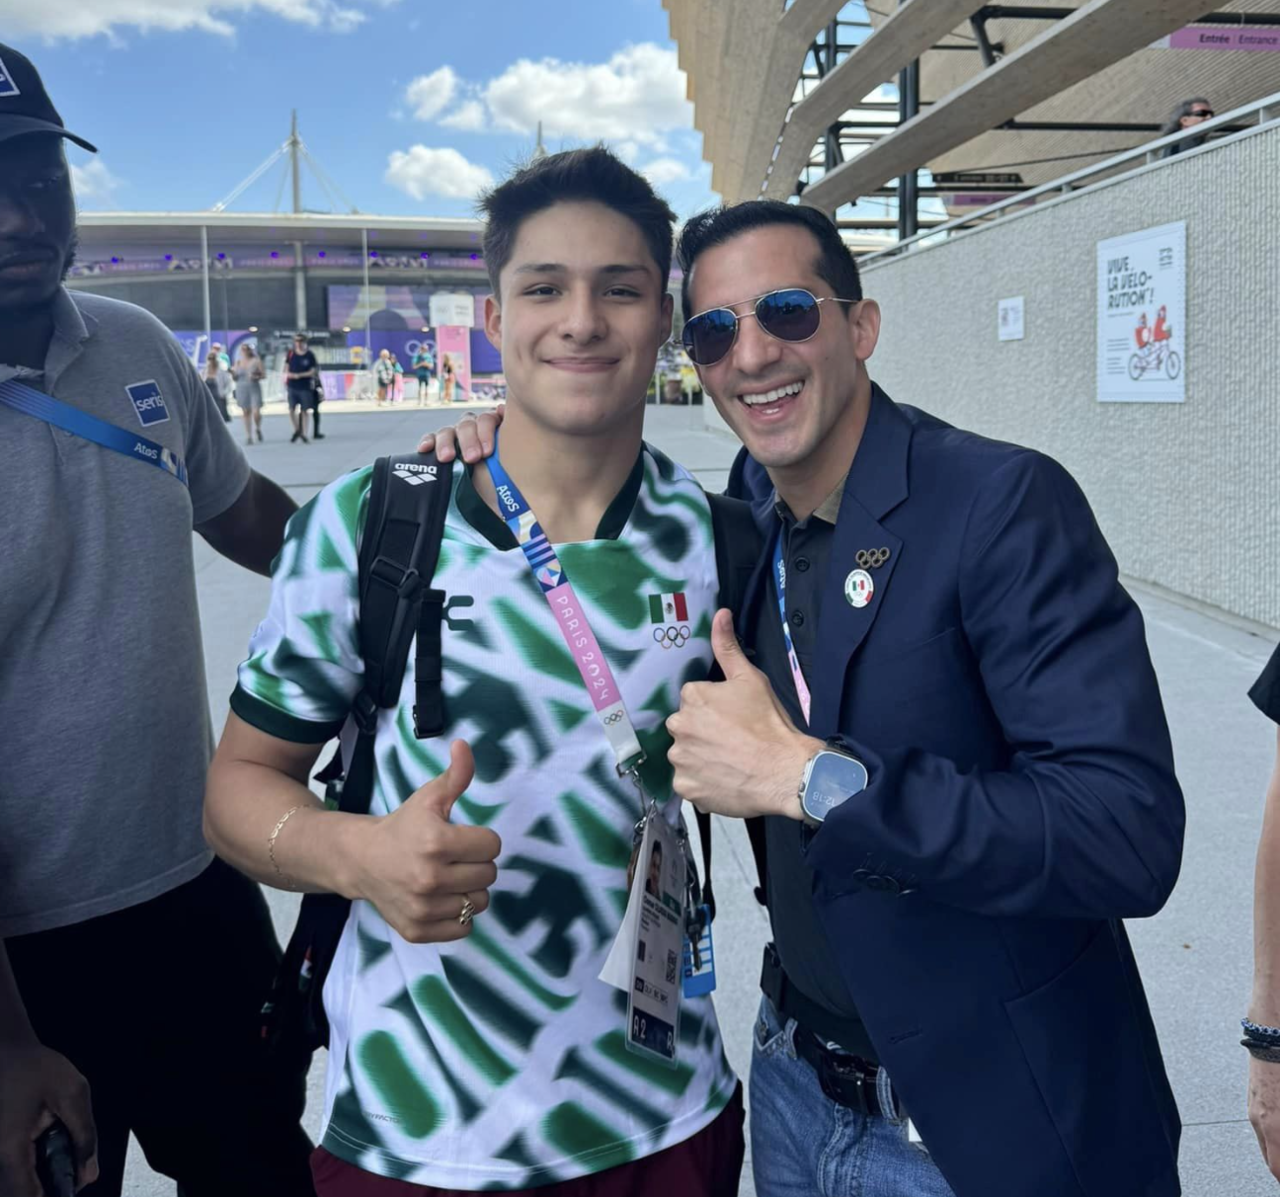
[{"xmin": 649, "ymin": 592, "xmax": 689, "ymax": 624}]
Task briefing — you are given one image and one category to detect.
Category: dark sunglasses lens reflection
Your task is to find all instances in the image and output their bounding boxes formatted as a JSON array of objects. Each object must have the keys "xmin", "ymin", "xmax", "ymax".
[
  {"xmin": 683, "ymin": 307, "xmax": 738, "ymax": 366},
  {"xmin": 684, "ymin": 289, "xmax": 824, "ymax": 366},
  {"xmin": 757, "ymin": 289, "xmax": 821, "ymax": 343}
]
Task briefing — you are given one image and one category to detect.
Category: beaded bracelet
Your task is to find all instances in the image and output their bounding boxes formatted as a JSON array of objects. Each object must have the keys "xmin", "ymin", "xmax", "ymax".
[{"xmin": 1242, "ymin": 1018, "xmax": 1280, "ymax": 1043}]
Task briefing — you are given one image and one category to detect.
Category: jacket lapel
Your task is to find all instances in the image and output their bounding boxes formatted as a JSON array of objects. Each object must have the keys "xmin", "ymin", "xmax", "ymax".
[{"xmin": 807, "ymin": 387, "xmax": 913, "ymax": 739}]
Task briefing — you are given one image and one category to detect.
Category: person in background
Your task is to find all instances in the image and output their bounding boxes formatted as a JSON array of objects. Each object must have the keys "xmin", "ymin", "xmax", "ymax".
[
  {"xmin": 412, "ymin": 340, "xmax": 434, "ymax": 404},
  {"xmin": 390, "ymin": 351, "xmax": 404, "ymax": 403},
  {"xmin": 662, "ymin": 376, "xmax": 688, "ymax": 405},
  {"xmin": 1246, "ymin": 642, "xmax": 1280, "ymax": 1181},
  {"xmin": 373, "ymin": 347, "xmax": 395, "ymax": 406},
  {"xmin": 311, "ymin": 367, "xmax": 326, "ymax": 440},
  {"xmin": 1159, "ymin": 97, "xmax": 1214, "ymax": 159},
  {"xmin": 233, "ymin": 343, "xmax": 265, "ymax": 445},
  {"xmin": 284, "ymin": 333, "xmax": 317, "ymax": 443},
  {"xmin": 202, "ymin": 350, "xmax": 233, "ymax": 422},
  {"xmin": 211, "ymin": 341, "xmax": 231, "ymax": 372},
  {"xmin": 441, "ymin": 352, "xmax": 456, "ymax": 403}
]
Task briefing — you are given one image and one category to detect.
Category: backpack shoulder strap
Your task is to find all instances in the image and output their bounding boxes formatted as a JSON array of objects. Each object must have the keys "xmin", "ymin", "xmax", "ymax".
[
  {"xmin": 324, "ymin": 452, "xmax": 454, "ymax": 818},
  {"xmin": 357, "ymin": 452, "xmax": 455, "ymax": 723}
]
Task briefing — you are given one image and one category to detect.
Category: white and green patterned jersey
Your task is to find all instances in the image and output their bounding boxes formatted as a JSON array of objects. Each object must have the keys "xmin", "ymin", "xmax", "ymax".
[{"xmin": 233, "ymin": 444, "xmax": 738, "ymax": 1189}]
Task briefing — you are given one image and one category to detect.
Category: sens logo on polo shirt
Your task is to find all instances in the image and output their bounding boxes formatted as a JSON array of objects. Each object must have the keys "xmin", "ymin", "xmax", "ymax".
[
  {"xmin": 126, "ymin": 380, "xmax": 170, "ymax": 427},
  {"xmin": 0, "ymin": 56, "xmax": 20, "ymax": 98}
]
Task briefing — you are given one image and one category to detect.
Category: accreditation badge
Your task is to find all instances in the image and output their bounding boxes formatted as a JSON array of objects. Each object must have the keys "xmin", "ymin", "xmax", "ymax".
[{"xmin": 624, "ymin": 812, "xmax": 685, "ymax": 1066}]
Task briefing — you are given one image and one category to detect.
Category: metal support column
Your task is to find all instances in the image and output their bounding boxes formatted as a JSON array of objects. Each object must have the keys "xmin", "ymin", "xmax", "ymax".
[
  {"xmin": 361, "ymin": 226, "xmax": 372, "ymax": 366},
  {"xmin": 293, "ymin": 240, "xmax": 307, "ymax": 331},
  {"xmin": 200, "ymin": 225, "xmax": 212, "ymax": 350},
  {"xmin": 822, "ymin": 19, "xmax": 843, "ymax": 173},
  {"xmin": 896, "ymin": 5, "xmax": 920, "ymax": 242}
]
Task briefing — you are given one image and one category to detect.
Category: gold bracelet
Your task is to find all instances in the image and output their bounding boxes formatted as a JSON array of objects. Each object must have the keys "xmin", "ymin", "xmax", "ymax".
[{"xmin": 267, "ymin": 805, "xmax": 306, "ymax": 891}]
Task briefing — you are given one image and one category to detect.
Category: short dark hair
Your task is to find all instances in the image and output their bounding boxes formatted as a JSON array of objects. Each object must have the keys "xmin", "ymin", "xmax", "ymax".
[
  {"xmin": 480, "ymin": 146, "xmax": 676, "ymax": 296},
  {"xmin": 677, "ymin": 200, "xmax": 862, "ymax": 320}
]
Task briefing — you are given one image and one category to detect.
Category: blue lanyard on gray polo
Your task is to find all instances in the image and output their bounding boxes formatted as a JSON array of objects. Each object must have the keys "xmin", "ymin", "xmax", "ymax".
[{"xmin": 0, "ymin": 378, "xmax": 188, "ymax": 487}]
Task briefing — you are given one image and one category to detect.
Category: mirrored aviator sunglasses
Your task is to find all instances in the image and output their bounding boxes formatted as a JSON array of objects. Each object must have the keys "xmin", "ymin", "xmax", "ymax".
[{"xmin": 681, "ymin": 288, "xmax": 856, "ymax": 366}]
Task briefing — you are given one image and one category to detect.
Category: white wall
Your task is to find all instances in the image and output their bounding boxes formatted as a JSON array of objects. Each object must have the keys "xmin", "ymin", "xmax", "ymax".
[{"xmin": 850, "ymin": 128, "xmax": 1279, "ymax": 629}]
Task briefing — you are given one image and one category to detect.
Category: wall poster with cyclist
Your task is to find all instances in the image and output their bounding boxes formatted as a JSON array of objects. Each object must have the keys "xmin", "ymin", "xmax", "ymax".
[{"xmin": 1096, "ymin": 221, "xmax": 1186, "ymax": 403}]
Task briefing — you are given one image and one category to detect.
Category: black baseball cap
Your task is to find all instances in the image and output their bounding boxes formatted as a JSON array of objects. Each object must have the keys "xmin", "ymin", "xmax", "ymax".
[{"xmin": 0, "ymin": 43, "xmax": 96, "ymax": 152}]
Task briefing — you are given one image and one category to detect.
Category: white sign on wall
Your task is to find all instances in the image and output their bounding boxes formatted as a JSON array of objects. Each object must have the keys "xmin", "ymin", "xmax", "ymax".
[
  {"xmin": 1096, "ymin": 221, "xmax": 1186, "ymax": 403},
  {"xmin": 997, "ymin": 296, "xmax": 1025, "ymax": 341},
  {"xmin": 428, "ymin": 292, "xmax": 475, "ymax": 329}
]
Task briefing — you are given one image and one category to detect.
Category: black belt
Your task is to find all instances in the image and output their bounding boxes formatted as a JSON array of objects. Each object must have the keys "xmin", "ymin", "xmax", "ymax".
[{"xmin": 760, "ymin": 943, "xmax": 897, "ymax": 1118}]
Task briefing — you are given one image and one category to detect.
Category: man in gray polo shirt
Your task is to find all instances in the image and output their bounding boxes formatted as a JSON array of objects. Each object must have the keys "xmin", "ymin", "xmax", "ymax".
[{"xmin": 0, "ymin": 43, "xmax": 314, "ymax": 1197}]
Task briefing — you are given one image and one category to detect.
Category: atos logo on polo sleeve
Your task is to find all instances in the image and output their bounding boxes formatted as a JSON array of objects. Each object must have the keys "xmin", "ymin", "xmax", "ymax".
[
  {"xmin": 0, "ymin": 57, "xmax": 20, "ymax": 99},
  {"xmin": 126, "ymin": 380, "xmax": 170, "ymax": 427}
]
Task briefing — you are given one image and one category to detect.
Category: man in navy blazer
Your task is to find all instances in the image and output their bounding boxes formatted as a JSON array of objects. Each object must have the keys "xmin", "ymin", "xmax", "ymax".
[{"xmin": 666, "ymin": 201, "xmax": 1185, "ymax": 1197}]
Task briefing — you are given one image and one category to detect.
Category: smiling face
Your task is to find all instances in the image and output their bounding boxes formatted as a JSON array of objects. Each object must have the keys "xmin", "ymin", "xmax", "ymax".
[
  {"xmin": 686, "ymin": 223, "xmax": 878, "ymax": 474},
  {"xmin": 485, "ymin": 200, "xmax": 672, "ymax": 440},
  {"xmin": 0, "ymin": 136, "xmax": 76, "ymax": 317}
]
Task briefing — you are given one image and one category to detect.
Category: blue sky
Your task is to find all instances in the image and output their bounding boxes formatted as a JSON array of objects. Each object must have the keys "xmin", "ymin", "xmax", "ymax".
[{"xmin": 4, "ymin": 0, "xmax": 720, "ymax": 219}]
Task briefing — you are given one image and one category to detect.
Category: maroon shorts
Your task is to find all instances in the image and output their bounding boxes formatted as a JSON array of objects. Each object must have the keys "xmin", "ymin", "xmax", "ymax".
[{"xmin": 310, "ymin": 1082, "xmax": 745, "ymax": 1197}]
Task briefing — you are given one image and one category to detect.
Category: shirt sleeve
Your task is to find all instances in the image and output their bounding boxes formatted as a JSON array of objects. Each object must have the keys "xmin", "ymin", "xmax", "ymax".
[
  {"xmin": 1251, "ymin": 643, "xmax": 1280, "ymax": 724},
  {"xmin": 173, "ymin": 346, "xmax": 251, "ymax": 525},
  {"xmin": 230, "ymin": 467, "xmax": 373, "ymax": 742}
]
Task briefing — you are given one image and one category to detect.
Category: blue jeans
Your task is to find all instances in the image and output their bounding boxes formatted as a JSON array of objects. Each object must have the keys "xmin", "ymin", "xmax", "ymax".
[{"xmin": 749, "ymin": 995, "xmax": 955, "ymax": 1197}]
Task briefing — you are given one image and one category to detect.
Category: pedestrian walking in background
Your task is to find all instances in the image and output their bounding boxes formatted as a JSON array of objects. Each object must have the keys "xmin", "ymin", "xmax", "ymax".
[
  {"xmin": 210, "ymin": 340, "xmax": 231, "ymax": 372},
  {"xmin": 373, "ymin": 347, "xmax": 395, "ymax": 405},
  {"xmin": 284, "ymin": 332, "xmax": 317, "ymax": 443},
  {"xmin": 1159, "ymin": 96, "xmax": 1214, "ymax": 158},
  {"xmin": 202, "ymin": 350, "xmax": 233, "ymax": 422},
  {"xmin": 0, "ymin": 42, "xmax": 313, "ymax": 1197},
  {"xmin": 1246, "ymin": 642, "xmax": 1280, "ymax": 1180},
  {"xmin": 233, "ymin": 343, "xmax": 265, "ymax": 445}
]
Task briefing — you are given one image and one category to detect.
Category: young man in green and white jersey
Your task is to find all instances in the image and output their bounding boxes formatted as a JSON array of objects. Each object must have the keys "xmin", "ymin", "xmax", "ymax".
[{"xmin": 204, "ymin": 148, "xmax": 744, "ymax": 1195}]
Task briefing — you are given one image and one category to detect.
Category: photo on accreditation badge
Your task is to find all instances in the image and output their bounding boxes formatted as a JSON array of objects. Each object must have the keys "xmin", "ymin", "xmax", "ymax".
[{"xmin": 627, "ymin": 816, "xmax": 685, "ymax": 1067}]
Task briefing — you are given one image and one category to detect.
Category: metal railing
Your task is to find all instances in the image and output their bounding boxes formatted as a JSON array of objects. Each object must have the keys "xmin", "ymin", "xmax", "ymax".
[{"xmin": 860, "ymin": 89, "xmax": 1280, "ymax": 264}]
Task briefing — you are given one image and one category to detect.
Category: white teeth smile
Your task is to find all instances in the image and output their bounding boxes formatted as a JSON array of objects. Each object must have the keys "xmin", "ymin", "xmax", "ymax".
[{"xmin": 739, "ymin": 381, "xmax": 802, "ymax": 406}]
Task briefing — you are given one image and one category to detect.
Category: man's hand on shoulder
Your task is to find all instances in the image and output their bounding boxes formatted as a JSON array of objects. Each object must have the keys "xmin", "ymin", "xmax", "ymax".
[
  {"xmin": 418, "ymin": 405, "xmax": 504, "ymax": 463},
  {"xmin": 666, "ymin": 609, "xmax": 820, "ymax": 821}
]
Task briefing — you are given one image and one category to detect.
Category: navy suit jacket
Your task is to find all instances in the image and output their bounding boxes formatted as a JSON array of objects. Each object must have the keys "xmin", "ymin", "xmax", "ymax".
[{"xmin": 730, "ymin": 385, "xmax": 1185, "ymax": 1197}]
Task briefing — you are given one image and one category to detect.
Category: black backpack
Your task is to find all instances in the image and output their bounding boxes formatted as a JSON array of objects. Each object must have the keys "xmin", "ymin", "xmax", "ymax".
[{"xmin": 259, "ymin": 453, "xmax": 762, "ymax": 1062}]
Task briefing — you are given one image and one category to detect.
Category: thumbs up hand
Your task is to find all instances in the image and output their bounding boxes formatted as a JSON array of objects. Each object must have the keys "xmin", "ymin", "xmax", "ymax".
[
  {"xmin": 665, "ymin": 609, "xmax": 822, "ymax": 822},
  {"xmin": 353, "ymin": 740, "xmax": 502, "ymax": 943}
]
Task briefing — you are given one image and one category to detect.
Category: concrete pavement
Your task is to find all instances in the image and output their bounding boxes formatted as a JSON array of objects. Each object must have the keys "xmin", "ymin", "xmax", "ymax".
[{"xmin": 123, "ymin": 405, "xmax": 1277, "ymax": 1194}]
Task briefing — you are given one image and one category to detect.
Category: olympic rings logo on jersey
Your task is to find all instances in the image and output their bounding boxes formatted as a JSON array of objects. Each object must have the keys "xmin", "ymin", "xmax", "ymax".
[
  {"xmin": 653, "ymin": 625, "xmax": 692, "ymax": 650},
  {"xmin": 604, "ymin": 710, "xmax": 626, "ymax": 725}
]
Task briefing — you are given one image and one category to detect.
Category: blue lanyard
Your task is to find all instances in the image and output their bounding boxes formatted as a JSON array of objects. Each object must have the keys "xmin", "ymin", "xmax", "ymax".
[
  {"xmin": 772, "ymin": 531, "xmax": 812, "ymax": 724},
  {"xmin": 0, "ymin": 378, "xmax": 188, "ymax": 487},
  {"xmin": 484, "ymin": 430, "xmax": 644, "ymax": 774}
]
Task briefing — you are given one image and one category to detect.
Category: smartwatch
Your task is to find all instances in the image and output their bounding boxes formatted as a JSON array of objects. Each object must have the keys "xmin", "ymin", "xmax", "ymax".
[{"xmin": 799, "ymin": 738, "xmax": 869, "ymax": 827}]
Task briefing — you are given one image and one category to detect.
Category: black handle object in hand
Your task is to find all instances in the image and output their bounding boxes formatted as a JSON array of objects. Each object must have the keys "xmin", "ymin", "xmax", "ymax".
[{"xmin": 35, "ymin": 1121, "xmax": 76, "ymax": 1197}]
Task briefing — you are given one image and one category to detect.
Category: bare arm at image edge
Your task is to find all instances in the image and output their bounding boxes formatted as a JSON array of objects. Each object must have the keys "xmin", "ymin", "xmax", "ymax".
[
  {"xmin": 0, "ymin": 942, "xmax": 98, "ymax": 1196},
  {"xmin": 1248, "ymin": 725, "xmax": 1280, "ymax": 1180}
]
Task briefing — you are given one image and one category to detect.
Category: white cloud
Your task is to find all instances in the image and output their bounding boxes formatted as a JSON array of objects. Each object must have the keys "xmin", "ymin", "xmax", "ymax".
[
  {"xmin": 70, "ymin": 159, "xmax": 123, "ymax": 205},
  {"xmin": 405, "ymin": 67, "xmax": 458, "ymax": 122},
  {"xmin": 483, "ymin": 43, "xmax": 692, "ymax": 148},
  {"xmin": 440, "ymin": 99, "xmax": 487, "ymax": 132},
  {"xmin": 385, "ymin": 145, "xmax": 493, "ymax": 202},
  {"xmin": 641, "ymin": 157, "xmax": 690, "ymax": 186},
  {"xmin": 0, "ymin": 0, "xmax": 387, "ymax": 39}
]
